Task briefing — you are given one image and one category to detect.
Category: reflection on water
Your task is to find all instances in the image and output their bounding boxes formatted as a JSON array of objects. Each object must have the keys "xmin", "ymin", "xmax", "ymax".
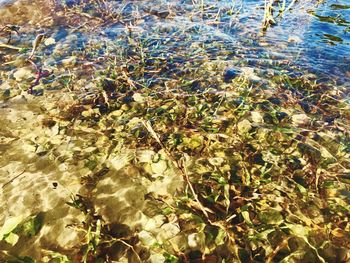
[
  {"xmin": 0, "ymin": 0, "xmax": 348, "ymax": 81},
  {"xmin": 0, "ymin": 0, "xmax": 349, "ymax": 261}
]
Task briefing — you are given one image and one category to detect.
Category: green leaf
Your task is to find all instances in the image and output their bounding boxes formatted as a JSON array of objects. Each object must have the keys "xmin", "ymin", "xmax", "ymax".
[
  {"xmin": 182, "ymin": 135, "xmax": 204, "ymax": 150},
  {"xmin": 241, "ymin": 211, "xmax": 253, "ymax": 226},
  {"xmin": 259, "ymin": 209, "xmax": 283, "ymax": 225},
  {"xmin": 19, "ymin": 47, "xmax": 30, "ymax": 53},
  {"xmin": 279, "ymin": 250, "xmax": 306, "ymax": 263},
  {"xmin": 285, "ymin": 223, "xmax": 309, "ymax": 237},
  {"xmin": 164, "ymin": 253, "xmax": 179, "ymax": 263},
  {"xmin": 19, "ymin": 256, "xmax": 36, "ymax": 263},
  {"xmin": 296, "ymin": 183, "xmax": 307, "ymax": 194},
  {"xmin": 255, "ymin": 229, "xmax": 275, "ymax": 240},
  {"xmin": 4, "ymin": 232, "xmax": 19, "ymax": 246},
  {"xmin": 19, "ymin": 214, "xmax": 44, "ymax": 237},
  {"xmin": 42, "ymin": 249, "xmax": 72, "ymax": 262},
  {"xmin": 0, "ymin": 215, "xmax": 24, "ymax": 240},
  {"xmin": 215, "ymin": 228, "xmax": 227, "ymax": 246}
]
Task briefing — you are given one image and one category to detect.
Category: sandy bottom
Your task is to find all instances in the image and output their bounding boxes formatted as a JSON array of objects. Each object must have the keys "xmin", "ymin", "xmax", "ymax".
[{"xmin": 0, "ymin": 93, "xmax": 183, "ymax": 260}]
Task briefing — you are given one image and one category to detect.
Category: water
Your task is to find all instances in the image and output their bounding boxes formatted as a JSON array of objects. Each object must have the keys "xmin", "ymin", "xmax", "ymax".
[
  {"xmin": 0, "ymin": 0, "xmax": 349, "ymax": 262},
  {"xmin": 0, "ymin": 0, "xmax": 13, "ymax": 4}
]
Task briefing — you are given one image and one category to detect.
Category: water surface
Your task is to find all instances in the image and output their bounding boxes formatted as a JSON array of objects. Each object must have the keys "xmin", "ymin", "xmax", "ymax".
[{"xmin": 0, "ymin": 0, "xmax": 349, "ymax": 262}]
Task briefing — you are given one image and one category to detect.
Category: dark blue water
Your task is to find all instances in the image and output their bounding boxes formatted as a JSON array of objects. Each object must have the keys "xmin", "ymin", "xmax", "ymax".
[
  {"xmin": 101, "ymin": 0, "xmax": 350, "ymax": 84},
  {"xmin": 203, "ymin": 0, "xmax": 350, "ymax": 83},
  {"xmin": 1, "ymin": 0, "xmax": 349, "ymax": 85}
]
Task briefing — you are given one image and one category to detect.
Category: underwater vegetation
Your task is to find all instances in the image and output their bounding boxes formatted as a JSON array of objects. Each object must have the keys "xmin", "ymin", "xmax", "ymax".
[{"xmin": 0, "ymin": 0, "xmax": 349, "ymax": 262}]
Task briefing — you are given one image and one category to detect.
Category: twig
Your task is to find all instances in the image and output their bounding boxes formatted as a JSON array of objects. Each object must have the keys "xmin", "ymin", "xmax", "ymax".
[
  {"xmin": 70, "ymin": 11, "xmax": 105, "ymax": 23},
  {"xmin": 213, "ymin": 94, "xmax": 225, "ymax": 116},
  {"xmin": 122, "ymin": 67, "xmax": 138, "ymax": 89},
  {"xmin": 141, "ymin": 123, "xmax": 250, "ymax": 260},
  {"xmin": 29, "ymin": 33, "xmax": 45, "ymax": 60},
  {"xmin": 27, "ymin": 59, "xmax": 52, "ymax": 93},
  {"xmin": 2, "ymin": 170, "xmax": 26, "ymax": 189},
  {"xmin": 117, "ymin": 239, "xmax": 142, "ymax": 263},
  {"xmin": 0, "ymin": 43, "xmax": 22, "ymax": 50},
  {"xmin": 266, "ymin": 237, "xmax": 291, "ymax": 263},
  {"xmin": 262, "ymin": 0, "xmax": 276, "ymax": 31},
  {"xmin": 142, "ymin": 120, "xmax": 211, "ymax": 220},
  {"xmin": 69, "ymin": 21, "xmax": 89, "ymax": 33}
]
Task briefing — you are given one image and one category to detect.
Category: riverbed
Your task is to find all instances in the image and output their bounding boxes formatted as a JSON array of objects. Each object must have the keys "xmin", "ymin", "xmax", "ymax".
[{"xmin": 0, "ymin": 0, "xmax": 349, "ymax": 262}]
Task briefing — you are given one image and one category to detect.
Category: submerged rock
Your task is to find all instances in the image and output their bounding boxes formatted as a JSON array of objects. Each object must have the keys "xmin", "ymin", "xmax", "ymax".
[
  {"xmin": 149, "ymin": 254, "xmax": 166, "ymax": 263},
  {"xmin": 223, "ymin": 68, "xmax": 239, "ymax": 83},
  {"xmin": 61, "ymin": 56, "xmax": 77, "ymax": 67},
  {"xmin": 13, "ymin": 67, "xmax": 33, "ymax": 81},
  {"xmin": 276, "ymin": 111, "xmax": 288, "ymax": 121},
  {"xmin": 268, "ymin": 97, "xmax": 281, "ymax": 105},
  {"xmin": 299, "ymin": 101, "xmax": 311, "ymax": 113},
  {"xmin": 292, "ymin": 113, "xmax": 310, "ymax": 126},
  {"xmin": 150, "ymin": 8, "xmax": 170, "ymax": 18},
  {"xmin": 288, "ymin": 35, "xmax": 302, "ymax": 43}
]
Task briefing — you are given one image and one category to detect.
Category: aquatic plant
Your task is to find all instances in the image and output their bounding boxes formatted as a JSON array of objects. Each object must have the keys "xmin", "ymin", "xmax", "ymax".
[{"xmin": 0, "ymin": 0, "xmax": 349, "ymax": 262}]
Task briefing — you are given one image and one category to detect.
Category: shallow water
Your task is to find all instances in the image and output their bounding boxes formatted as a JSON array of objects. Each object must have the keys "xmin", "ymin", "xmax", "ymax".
[{"xmin": 0, "ymin": 0, "xmax": 349, "ymax": 262}]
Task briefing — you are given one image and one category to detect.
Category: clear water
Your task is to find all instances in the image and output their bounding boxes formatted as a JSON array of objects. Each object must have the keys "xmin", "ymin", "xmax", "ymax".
[{"xmin": 0, "ymin": 0, "xmax": 349, "ymax": 261}]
